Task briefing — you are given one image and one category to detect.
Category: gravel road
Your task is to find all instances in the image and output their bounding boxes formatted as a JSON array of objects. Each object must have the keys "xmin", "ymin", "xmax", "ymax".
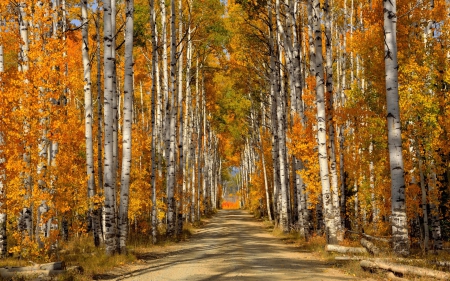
[{"xmin": 108, "ymin": 210, "xmax": 356, "ymax": 281}]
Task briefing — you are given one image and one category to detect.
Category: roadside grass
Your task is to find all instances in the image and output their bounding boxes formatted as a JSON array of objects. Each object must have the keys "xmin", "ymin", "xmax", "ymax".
[
  {"xmin": 261, "ymin": 219, "xmax": 450, "ymax": 280},
  {"xmin": 0, "ymin": 219, "xmax": 206, "ymax": 281}
]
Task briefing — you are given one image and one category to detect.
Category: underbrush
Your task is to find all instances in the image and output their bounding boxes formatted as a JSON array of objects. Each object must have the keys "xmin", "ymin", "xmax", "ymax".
[
  {"xmin": 262, "ymin": 220, "xmax": 450, "ymax": 280},
  {"xmin": 0, "ymin": 220, "xmax": 203, "ymax": 281}
]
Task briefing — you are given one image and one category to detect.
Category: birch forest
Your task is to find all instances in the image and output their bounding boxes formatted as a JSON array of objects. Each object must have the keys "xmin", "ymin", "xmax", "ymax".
[{"xmin": 0, "ymin": 0, "xmax": 450, "ymax": 263}]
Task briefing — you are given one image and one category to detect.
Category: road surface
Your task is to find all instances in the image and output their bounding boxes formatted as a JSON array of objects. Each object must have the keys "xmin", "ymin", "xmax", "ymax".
[{"xmin": 104, "ymin": 210, "xmax": 356, "ymax": 281}]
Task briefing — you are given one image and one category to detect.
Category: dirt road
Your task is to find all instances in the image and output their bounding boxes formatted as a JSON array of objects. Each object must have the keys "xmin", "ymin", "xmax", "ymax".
[{"xmin": 109, "ymin": 210, "xmax": 356, "ymax": 281}]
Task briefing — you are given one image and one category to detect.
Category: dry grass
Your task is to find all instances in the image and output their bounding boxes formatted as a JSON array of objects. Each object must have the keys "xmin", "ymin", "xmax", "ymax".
[
  {"xmin": 0, "ymin": 222, "xmax": 201, "ymax": 281},
  {"xmin": 262, "ymin": 221, "xmax": 450, "ymax": 280}
]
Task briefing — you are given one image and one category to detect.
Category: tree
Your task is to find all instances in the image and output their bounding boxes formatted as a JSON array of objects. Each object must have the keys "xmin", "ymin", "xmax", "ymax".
[
  {"xmin": 383, "ymin": 0, "xmax": 409, "ymax": 256},
  {"xmin": 118, "ymin": 0, "xmax": 135, "ymax": 253},
  {"xmin": 102, "ymin": 0, "xmax": 117, "ymax": 255},
  {"xmin": 81, "ymin": 0, "xmax": 101, "ymax": 247},
  {"xmin": 311, "ymin": 0, "xmax": 337, "ymax": 244}
]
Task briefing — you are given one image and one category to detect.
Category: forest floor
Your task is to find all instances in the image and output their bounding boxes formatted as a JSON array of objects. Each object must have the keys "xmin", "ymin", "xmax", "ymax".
[{"xmin": 95, "ymin": 210, "xmax": 366, "ymax": 281}]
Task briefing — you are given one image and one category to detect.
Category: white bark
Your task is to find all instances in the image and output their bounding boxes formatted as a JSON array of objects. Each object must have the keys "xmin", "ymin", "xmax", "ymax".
[
  {"xmin": 311, "ymin": 0, "xmax": 337, "ymax": 244},
  {"xmin": 94, "ymin": 9, "xmax": 103, "ymax": 246},
  {"xmin": 267, "ymin": 2, "xmax": 279, "ymax": 225},
  {"xmin": 149, "ymin": 0, "xmax": 158, "ymax": 245},
  {"xmin": 166, "ymin": 0, "xmax": 177, "ymax": 236},
  {"xmin": 177, "ymin": 0, "xmax": 185, "ymax": 233},
  {"xmin": 81, "ymin": 0, "xmax": 98, "ymax": 247},
  {"xmin": 160, "ymin": 0, "xmax": 170, "ymax": 164},
  {"xmin": 383, "ymin": 0, "xmax": 409, "ymax": 256},
  {"xmin": 0, "ymin": 45, "xmax": 5, "ymax": 255},
  {"xmin": 323, "ymin": 0, "xmax": 341, "ymax": 240},
  {"xmin": 275, "ymin": 0, "xmax": 289, "ymax": 231},
  {"xmin": 102, "ymin": 0, "xmax": 117, "ymax": 255},
  {"xmin": 118, "ymin": 0, "xmax": 134, "ymax": 253}
]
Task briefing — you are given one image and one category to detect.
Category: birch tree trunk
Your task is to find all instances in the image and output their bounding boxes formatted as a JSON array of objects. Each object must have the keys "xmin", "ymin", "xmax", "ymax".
[
  {"xmin": 160, "ymin": 0, "xmax": 169, "ymax": 164},
  {"xmin": 274, "ymin": 0, "xmax": 289, "ymax": 232},
  {"xmin": 177, "ymin": 0, "xmax": 185, "ymax": 234},
  {"xmin": 118, "ymin": 0, "xmax": 134, "ymax": 254},
  {"xmin": 383, "ymin": 0, "xmax": 409, "ymax": 256},
  {"xmin": 166, "ymin": 0, "xmax": 177, "ymax": 236},
  {"xmin": 0, "ymin": 49, "xmax": 5, "ymax": 255},
  {"xmin": 81, "ymin": 0, "xmax": 99, "ymax": 246},
  {"xmin": 102, "ymin": 0, "xmax": 117, "ymax": 255},
  {"xmin": 149, "ymin": 0, "xmax": 158, "ymax": 245},
  {"xmin": 311, "ymin": 0, "xmax": 337, "ymax": 244},
  {"xmin": 323, "ymin": 0, "xmax": 342, "ymax": 240},
  {"xmin": 267, "ymin": 1, "xmax": 279, "ymax": 226},
  {"xmin": 18, "ymin": 1, "xmax": 33, "ymax": 238},
  {"xmin": 95, "ymin": 9, "xmax": 104, "ymax": 246}
]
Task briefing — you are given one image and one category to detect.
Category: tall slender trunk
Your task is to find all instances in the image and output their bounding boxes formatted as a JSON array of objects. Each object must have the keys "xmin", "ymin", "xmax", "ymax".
[
  {"xmin": 177, "ymin": 0, "xmax": 185, "ymax": 234},
  {"xmin": 95, "ymin": 8, "xmax": 104, "ymax": 246},
  {"xmin": 82, "ymin": 0, "xmax": 101, "ymax": 247},
  {"xmin": 160, "ymin": 0, "xmax": 169, "ymax": 164},
  {"xmin": 274, "ymin": 0, "xmax": 289, "ymax": 232},
  {"xmin": 383, "ymin": 0, "xmax": 409, "ymax": 256},
  {"xmin": 111, "ymin": 0, "xmax": 118, "ymax": 216},
  {"xmin": 268, "ymin": 2, "xmax": 279, "ymax": 226},
  {"xmin": 166, "ymin": 0, "xmax": 177, "ymax": 237},
  {"xmin": 18, "ymin": 1, "xmax": 32, "ymax": 239},
  {"xmin": 118, "ymin": 0, "xmax": 134, "ymax": 254},
  {"xmin": 102, "ymin": 0, "xmax": 117, "ymax": 255},
  {"xmin": 149, "ymin": 0, "xmax": 158, "ymax": 245},
  {"xmin": 339, "ymin": 0, "xmax": 348, "ymax": 229},
  {"xmin": 311, "ymin": 0, "xmax": 337, "ymax": 244},
  {"xmin": 0, "ymin": 45, "xmax": 6, "ymax": 256},
  {"xmin": 260, "ymin": 129, "xmax": 272, "ymax": 222},
  {"xmin": 323, "ymin": 0, "xmax": 341, "ymax": 240}
]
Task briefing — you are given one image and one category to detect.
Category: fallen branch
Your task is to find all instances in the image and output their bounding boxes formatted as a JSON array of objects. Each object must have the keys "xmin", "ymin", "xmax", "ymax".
[
  {"xmin": 386, "ymin": 271, "xmax": 409, "ymax": 281},
  {"xmin": 335, "ymin": 256, "xmax": 365, "ymax": 261},
  {"xmin": 361, "ymin": 238, "xmax": 380, "ymax": 256},
  {"xmin": 6, "ymin": 261, "xmax": 65, "ymax": 272},
  {"xmin": 361, "ymin": 233, "xmax": 392, "ymax": 243},
  {"xmin": 360, "ymin": 260, "xmax": 450, "ymax": 280},
  {"xmin": 0, "ymin": 261, "xmax": 69, "ymax": 280},
  {"xmin": 325, "ymin": 244, "xmax": 367, "ymax": 254}
]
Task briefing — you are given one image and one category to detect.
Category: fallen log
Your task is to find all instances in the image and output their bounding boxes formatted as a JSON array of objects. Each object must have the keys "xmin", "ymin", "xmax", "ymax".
[
  {"xmin": 6, "ymin": 261, "xmax": 65, "ymax": 272},
  {"xmin": 386, "ymin": 272, "xmax": 409, "ymax": 281},
  {"xmin": 325, "ymin": 244, "xmax": 367, "ymax": 254},
  {"xmin": 360, "ymin": 260, "xmax": 450, "ymax": 280},
  {"xmin": 432, "ymin": 261, "xmax": 450, "ymax": 268},
  {"xmin": 0, "ymin": 261, "xmax": 68, "ymax": 280},
  {"xmin": 361, "ymin": 233, "xmax": 391, "ymax": 243},
  {"xmin": 361, "ymin": 238, "xmax": 380, "ymax": 256},
  {"xmin": 335, "ymin": 256, "xmax": 365, "ymax": 261}
]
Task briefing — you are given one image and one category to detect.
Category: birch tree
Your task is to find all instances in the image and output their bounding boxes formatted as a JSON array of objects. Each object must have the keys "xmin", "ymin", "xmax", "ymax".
[
  {"xmin": 102, "ymin": 0, "xmax": 117, "ymax": 255},
  {"xmin": 18, "ymin": 1, "xmax": 33, "ymax": 238},
  {"xmin": 0, "ymin": 44, "xmax": 6, "ymax": 256},
  {"xmin": 118, "ymin": 0, "xmax": 134, "ymax": 253},
  {"xmin": 311, "ymin": 0, "xmax": 337, "ymax": 244},
  {"xmin": 149, "ymin": 0, "xmax": 159, "ymax": 245},
  {"xmin": 323, "ymin": 0, "xmax": 341, "ymax": 239},
  {"xmin": 166, "ymin": 0, "xmax": 177, "ymax": 236},
  {"xmin": 383, "ymin": 0, "xmax": 409, "ymax": 256},
  {"xmin": 81, "ymin": 0, "xmax": 100, "ymax": 246}
]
